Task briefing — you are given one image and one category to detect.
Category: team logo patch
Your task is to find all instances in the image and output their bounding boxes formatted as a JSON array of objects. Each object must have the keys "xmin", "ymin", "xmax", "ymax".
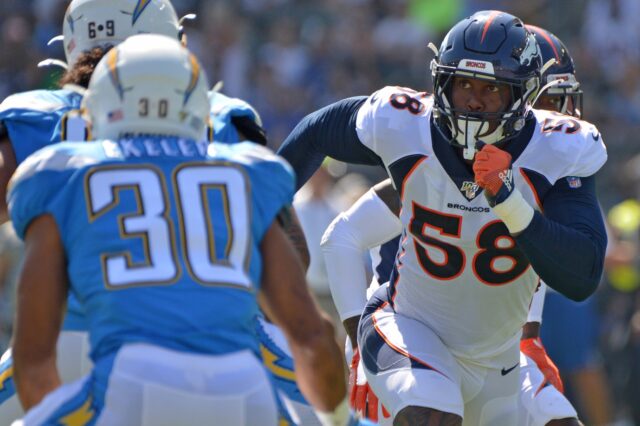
[
  {"xmin": 132, "ymin": 0, "xmax": 152, "ymax": 25},
  {"xmin": 519, "ymin": 34, "xmax": 541, "ymax": 67},
  {"xmin": 566, "ymin": 176, "xmax": 582, "ymax": 189},
  {"xmin": 460, "ymin": 181, "xmax": 480, "ymax": 200},
  {"xmin": 66, "ymin": 14, "xmax": 75, "ymax": 33}
]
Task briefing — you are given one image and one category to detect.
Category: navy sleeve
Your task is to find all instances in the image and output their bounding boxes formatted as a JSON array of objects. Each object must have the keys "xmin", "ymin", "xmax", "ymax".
[
  {"xmin": 277, "ymin": 96, "xmax": 382, "ymax": 189},
  {"xmin": 515, "ymin": 175, "xmax": 607, "ymax": 301}
]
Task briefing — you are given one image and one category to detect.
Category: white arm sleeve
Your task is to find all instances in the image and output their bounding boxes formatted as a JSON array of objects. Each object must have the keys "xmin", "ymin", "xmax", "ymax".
[
  {"xmin": 527, "ymin": 281, "xmax": 547, "ymax": 324},
  {"xmin": 320, "ymin": 188, "xmax": 402, "ymax": 321}
]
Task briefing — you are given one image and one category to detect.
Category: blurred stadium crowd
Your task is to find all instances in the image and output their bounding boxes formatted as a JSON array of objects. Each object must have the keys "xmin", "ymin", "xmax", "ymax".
[{"xmin": 0, "ymin": 0, "xmax": 639, "ymax": 424}]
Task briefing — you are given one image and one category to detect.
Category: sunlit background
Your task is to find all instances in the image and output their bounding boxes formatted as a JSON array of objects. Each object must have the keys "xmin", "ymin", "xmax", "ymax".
[{"xmin": 0, "ymin": 0, "xmax": 639, "ymax": 424}]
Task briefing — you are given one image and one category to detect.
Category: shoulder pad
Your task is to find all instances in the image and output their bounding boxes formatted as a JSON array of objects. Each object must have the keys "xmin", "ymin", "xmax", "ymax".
[
  {"xmin": 9, "ymin": 144, "xmax": 98, "ymax": 189},
  {"xmin": 0, "ymin": 89, "xmax": 79, "ymax": 115},
  {"xmin": 356, "ymin": 86, "xmax": 433, "ymax": 165},
  {"xmin": 524, "ymin": 110, "xmax": 607, "ymax": 181}
]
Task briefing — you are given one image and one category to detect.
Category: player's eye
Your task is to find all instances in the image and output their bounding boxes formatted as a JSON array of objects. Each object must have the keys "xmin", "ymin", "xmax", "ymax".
[
  {"xmin": 486, "ymin": 85, "xmax": 500, "ymax": 93},
  {"xmin": 457, "ymin": 79, "xmax": 472, "ymax": 89}
]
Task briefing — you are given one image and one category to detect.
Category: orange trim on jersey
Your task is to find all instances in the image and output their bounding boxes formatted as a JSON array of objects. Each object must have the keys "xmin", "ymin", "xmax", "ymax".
[
  {"xmin": 480, "ymin": 11, "xmax": 502, "ymax": 44},
  {"xmin": 519, "ymin": 168, "xmax": 543, "ymax": 211},
  {"xmin": 390, "ymin": 233, "xmax": 408, "ymax": 304},
  {"xmin": 390, "ymin": 266, "xmax": 401, "ymax": 304},
  {"xmin": 472, "ymin": 219, "xmax": 532, "ymax": 286},
  {"xmin": 410, "ymin": 202, "xmax": 466, "ymax": 282},
  {"xmin": 527, "ymin": 25, "xmax": 560, "ymax": 62},
  {"xmin": 371, "ymin": 303, "xmax": 448, "ymax": 379},
  {"xmin": 400, "ymin": 156, "xmax": 428, "ymax": 200}
]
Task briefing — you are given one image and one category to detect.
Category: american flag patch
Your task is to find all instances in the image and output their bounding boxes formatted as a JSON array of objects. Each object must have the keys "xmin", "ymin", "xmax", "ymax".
[
  {"xmin": 566, "ymin": 176, "xmax": 581, "ymax": 189},
  {"xmin": 108, "ymin": 109, "xmax": 123, "ymax": 122}
]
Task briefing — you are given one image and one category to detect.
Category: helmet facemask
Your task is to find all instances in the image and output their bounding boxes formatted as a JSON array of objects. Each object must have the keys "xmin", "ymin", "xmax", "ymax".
[{"xmin": 537, "ymin": 73, "xmax": 583, "ymax": 118}]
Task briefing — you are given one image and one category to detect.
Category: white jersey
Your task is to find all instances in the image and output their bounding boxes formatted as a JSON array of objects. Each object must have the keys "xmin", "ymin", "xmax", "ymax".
[{"xmin": 355, "ymin": 86, "xmax": 607, "ymax": 361}]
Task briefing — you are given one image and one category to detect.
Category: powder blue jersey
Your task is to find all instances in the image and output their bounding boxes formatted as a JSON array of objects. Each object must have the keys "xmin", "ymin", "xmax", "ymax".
[
  {"xmin": 0, "ymin": 88, "xmax": 262, "ymax": 332},
  {"xmin": 0, "ymin": 88, "xmax": 84, "ymax": 164},
  {"xmin": 0, "ymin": 88, "xmax": 260, "ymax": 163},
  {"xmin": 9, "ymin": 137, "xmax": 293, "ymax": 370},
  {"xmin": 209, "ymin": 91, "xmax": 262, "ymax": 144},
  {"xmin": 0, "ymin": 87, "xmax": 87, "ymax": 330}
]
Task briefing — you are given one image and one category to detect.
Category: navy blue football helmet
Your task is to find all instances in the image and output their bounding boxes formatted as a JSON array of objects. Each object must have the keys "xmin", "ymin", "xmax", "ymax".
[
  {"xmin": 431, "ymin": 10, "xmax": 542, "ymax": 159},
  {"xmin": 526, "ymin": 25, "xmax": 583, "ymax": 118}
]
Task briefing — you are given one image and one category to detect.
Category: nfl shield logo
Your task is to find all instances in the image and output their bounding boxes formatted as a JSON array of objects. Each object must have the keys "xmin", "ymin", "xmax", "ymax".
[{"xmin": 566, "ymin": 176, "xmax": 582, "ymax": 189}]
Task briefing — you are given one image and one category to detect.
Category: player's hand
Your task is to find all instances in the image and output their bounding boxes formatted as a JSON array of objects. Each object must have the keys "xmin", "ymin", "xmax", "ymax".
[
  {"xmin": 520, "ymin": 337, "xmax": 565, "ymax": 393},
  {"xmin": 473, "ymin": 142, "xmax": 514, "ymax": 207},
  {"xmin": 349, "ymin": 347, "xmax": 390, "ymax": 422}
]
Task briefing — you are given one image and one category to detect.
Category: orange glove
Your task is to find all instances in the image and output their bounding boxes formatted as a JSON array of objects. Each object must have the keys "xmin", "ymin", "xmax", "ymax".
[
  {"xmin": 520, "ymin": 337, "xmax": 565, "ymax": 393},
  {"xmin": 473, "ymin": 143, "xmax": 514, "ymax": 206},
  {"xmin": 349, "ymin": 348, "xmax": 391, "ymax": 422}
]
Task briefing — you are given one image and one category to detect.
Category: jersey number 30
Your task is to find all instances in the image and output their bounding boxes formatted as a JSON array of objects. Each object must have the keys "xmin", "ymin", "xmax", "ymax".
[{"xmin": 85, "ymin": 163, "xmax": 251, "ymax": 290}]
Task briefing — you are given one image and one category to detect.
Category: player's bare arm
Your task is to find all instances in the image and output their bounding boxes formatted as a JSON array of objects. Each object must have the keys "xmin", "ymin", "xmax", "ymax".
[
  {"xmin": 372, "ymin": 179, "xmax": 401, "ymax": 216},
  {"xmin": 259, "ymin": 221, "xmax": 346, "ymax": 414},
  {"xmin": 12, "ymin": 214, "xmax": 67, "ymax": 410},
  {"xmin": 276, "ymin": 205, "xmax": 311, "ymax": 270}
]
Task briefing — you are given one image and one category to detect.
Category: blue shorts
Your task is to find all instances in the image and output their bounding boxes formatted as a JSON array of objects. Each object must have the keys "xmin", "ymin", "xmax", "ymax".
[{"xmin": 540, "ymin": 291, "xmax": 599, "ymax": 373}]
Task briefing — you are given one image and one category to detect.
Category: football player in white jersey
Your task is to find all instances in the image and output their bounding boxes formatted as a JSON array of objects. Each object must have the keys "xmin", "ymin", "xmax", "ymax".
[
  {"xmin": 277, "ymin": 10, "xmax": 607, "ymax": 425},
  {"xmin": 320, "ymin": 176, "xmax": 580, "ymax": 425}
]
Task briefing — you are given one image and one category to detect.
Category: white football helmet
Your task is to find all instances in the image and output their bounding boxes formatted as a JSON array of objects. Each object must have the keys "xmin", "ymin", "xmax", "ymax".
[
  {"xmin": 62, "ymin": 0, "xmax": 180, "ymax": 68},
  {"xmin": 83, "ymin": 34, "xmax": 210, "ymax": 141}
]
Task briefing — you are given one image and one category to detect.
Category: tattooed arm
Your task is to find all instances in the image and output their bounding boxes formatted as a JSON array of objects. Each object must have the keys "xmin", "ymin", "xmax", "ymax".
[{"xmin": 277, "ymin": 205, "xmax": 310, "ymax": 271}]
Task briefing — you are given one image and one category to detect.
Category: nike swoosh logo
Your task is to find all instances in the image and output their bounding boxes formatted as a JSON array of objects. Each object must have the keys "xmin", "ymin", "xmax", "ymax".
[{"xmin": 501, "ymin": 362, "xmax": 518, "ymax": 376}]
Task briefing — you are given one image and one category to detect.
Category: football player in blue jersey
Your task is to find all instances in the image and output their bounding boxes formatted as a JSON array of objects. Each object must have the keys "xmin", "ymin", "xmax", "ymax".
[
  {"xmin": 8, "ymin": 34, "xmax": 348, "ymax": 426},
  {"xmin": 277, "ymin": 10, "xmax": 607, "ymax": 425},
  {"xmin": 0, "ymin": 1, "xmax": 309, "ymax": 424},
  {"xmin": 0, "ymin": 2, "xmax": 315, "ymax": 424},
  {"xmin": 0, "ymin": 1, "xmax": 184, "ymax": 422}
]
